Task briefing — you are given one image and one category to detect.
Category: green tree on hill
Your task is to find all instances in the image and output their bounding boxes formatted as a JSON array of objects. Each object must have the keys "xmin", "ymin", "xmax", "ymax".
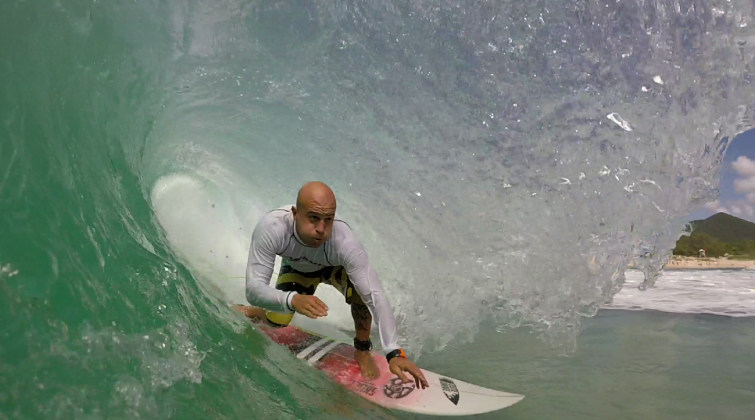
[{"xmin": 673, "ymin": 213, "xmax": 755, "ymax": 258}]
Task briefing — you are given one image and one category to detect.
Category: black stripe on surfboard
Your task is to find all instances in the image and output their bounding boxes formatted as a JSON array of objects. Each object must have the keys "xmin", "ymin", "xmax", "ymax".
[
  {"xmin": 306, "ymin": 340, "xmax": 342, "ymax": 365},
  {"xmin": 283, "ymin": 334, "xmax": 326, "ymax": 356}
]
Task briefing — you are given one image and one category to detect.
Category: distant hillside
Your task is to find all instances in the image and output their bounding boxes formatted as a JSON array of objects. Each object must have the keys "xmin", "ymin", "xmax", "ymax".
[
  {"xmin": 673, "ymin": 212, "xmax": 755, "ymax": 257},
  {"xmin": 687, "ymin": 212, "xmax": 755, "ymax": 242}
]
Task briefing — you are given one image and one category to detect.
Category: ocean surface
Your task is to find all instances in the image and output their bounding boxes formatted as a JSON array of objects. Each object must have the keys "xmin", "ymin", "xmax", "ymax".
[{"xmin": 3, "ymin": 1, "xmax": 755, "ymax": 419}]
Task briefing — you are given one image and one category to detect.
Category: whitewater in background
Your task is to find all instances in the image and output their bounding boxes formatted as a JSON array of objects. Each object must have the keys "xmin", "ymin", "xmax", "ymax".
[
  {"xmin": 610, "ymin": 269, "xmax": 755, "ymax": 316},
  {"xmin": 3, "ymin": 0, "xmax": 755, "ymax": 419}
]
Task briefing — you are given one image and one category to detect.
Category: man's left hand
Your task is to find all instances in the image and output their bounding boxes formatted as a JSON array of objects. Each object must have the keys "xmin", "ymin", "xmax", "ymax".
[{"xmin": 389, "ymin": 357, "xmax": 429, "ymax": 389}]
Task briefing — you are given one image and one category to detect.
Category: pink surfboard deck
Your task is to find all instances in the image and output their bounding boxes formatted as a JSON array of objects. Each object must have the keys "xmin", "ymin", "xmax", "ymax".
[{"xmin": 262, "ymin": 324, "xmax": 524, "ymax": 416}]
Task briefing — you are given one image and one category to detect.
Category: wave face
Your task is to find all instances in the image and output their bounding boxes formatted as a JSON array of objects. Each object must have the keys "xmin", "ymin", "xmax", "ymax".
[{"xmin": 2, "ymin": 0, "xmax": 754, "ymax": 418}]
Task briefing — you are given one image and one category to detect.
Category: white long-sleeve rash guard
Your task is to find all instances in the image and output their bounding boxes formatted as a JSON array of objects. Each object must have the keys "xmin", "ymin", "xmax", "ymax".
[{"xmin": 245, "ymin": 206, "xmax": 400, "ymax": 354}]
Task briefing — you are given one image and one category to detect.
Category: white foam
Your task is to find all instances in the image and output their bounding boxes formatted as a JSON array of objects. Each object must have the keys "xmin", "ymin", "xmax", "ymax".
[
  {"xmin": 151, "ymin": 173, "xmax": 250, "ymax": 303},
  {"xmin": 606, "ymin": 269, "xmax": 755, "ymax": 317}
]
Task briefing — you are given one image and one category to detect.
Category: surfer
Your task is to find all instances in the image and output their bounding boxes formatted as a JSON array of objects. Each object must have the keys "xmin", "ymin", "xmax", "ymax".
[{"xmin": 234, "ymin": 181, "xmax": 429, "ymax": 389}]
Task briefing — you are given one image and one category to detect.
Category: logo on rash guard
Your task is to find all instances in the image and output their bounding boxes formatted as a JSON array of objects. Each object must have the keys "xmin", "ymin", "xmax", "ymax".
[{"xmin": 286, "ymin": 256, "xmax": 326, "ymax": 267}]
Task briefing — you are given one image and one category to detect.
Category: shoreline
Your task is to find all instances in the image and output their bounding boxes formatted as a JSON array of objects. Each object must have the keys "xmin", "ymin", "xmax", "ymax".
[{"xmin": 662, "ymin": 256, "xmax": 755, "ymax": 270}]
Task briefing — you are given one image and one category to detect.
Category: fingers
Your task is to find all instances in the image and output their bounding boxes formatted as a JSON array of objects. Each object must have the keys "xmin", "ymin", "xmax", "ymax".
[
  {"xmin": 312, "ymin": 296, "xmax": 329, "ymax": 315},
  {"xmin": 302, "ymin": 308, "xmax": 318, "ymax": 319},
  {"xmin": 298, "ymin": 296, "xmax": 328, "ymax": 318},
  {"xmin": 408, "ymin": 366, "xmax": 429, "ymax": 389},
  {"xmin": 390, "ymin": 359, "xmax": 429, "ymax": 389},
  {"xmin": 395, "ymin": 369, "xmax": 410, "ymax": 383},
  {"xmin": 292, "ymin": 294, "xmax": 328, "ymax": 318},
  {"xmin": 306, "ymin": 298, "xmax": 327, "ymax": 318},
  {"xmin": 303, "ymin": 307, "xmax": 324, "ymax": 319},
  {"xmin": 390, "ymin": 363, "xmax": 410, "ymax": 383}
]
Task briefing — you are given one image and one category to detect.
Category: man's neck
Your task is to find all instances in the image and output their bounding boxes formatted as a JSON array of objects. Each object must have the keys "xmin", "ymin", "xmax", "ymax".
[{"xmin": 292, "ymin": 218, "xmax": 314, "ymax": 248}]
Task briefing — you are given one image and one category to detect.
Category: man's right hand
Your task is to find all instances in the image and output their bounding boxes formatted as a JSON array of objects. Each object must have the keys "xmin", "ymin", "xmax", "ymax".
[
  {"xmin": 389, "ymin": 356, "xmax": 429, "ymax": 389},
  {"xmin": 291, "ymin": 294, "xmax": 329, "ymax": 318}
]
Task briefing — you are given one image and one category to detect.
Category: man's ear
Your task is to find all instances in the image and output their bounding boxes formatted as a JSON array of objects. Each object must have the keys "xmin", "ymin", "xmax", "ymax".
[{"xmin": 291, "ymin": 205, "xmax": 297, "ymax": 217}]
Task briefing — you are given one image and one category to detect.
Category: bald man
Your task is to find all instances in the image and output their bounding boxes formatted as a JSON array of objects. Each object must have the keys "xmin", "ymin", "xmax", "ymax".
[{"xmin": 234, "ymin": 181, "xmax": 428, "ymax": 389}]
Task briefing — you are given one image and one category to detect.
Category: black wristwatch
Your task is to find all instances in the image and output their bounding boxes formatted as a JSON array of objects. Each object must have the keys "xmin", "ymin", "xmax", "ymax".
[
  {"xmin": 353, "ymin": 337, "xmax": 372, "ymax": 351},
  {"xmin": 386, "ymin": 348, "xmax": 406, "ymax": 363}
]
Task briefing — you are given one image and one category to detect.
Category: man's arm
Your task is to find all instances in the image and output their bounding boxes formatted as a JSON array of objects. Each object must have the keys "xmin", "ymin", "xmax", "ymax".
[
  {"xmin": 343, "ymin": 242, "xmax": 429, "ymax": 388},
  {"xmin": 245, "ymin": 219, "xmax": 296, "ymax": 313},
  {"xmin": 342, "ymin": 243, "xmax": 400, "ymax": 354}
]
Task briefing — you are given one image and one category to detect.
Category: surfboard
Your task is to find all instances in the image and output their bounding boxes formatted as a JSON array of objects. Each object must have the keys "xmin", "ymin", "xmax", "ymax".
[{"xmin": 261, "ymin": 324, "xmax": 524, "ymax": 416}]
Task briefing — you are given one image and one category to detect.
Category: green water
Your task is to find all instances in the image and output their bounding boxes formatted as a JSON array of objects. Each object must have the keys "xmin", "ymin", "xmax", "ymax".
[
  {"xmin": 0, "ymin": 2, "xmax": 347, "ymax": 418},
  {"xmin": 2, "ymin": 0, "xmax": 755, "ymax": 419},
  {"xmin": 416, "ymin": 310, "xmax": 755, "ymax": 420}
]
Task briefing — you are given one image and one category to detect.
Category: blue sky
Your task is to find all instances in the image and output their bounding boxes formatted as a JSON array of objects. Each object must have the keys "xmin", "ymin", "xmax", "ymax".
[{"xmin": 687, "ymin": 129, "xmax": 755, "ymax": 223}]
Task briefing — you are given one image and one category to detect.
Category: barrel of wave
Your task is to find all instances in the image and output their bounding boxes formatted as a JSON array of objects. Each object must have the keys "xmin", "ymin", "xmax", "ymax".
[{"xmin": 149, "ymin": 173, "xmax": 357, "ymax": 339}]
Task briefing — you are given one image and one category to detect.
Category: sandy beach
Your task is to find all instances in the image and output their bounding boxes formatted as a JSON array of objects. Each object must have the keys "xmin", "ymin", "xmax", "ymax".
[{"xmin": 664, "ymin": 256, "xmax": 755, "ymax": 270}]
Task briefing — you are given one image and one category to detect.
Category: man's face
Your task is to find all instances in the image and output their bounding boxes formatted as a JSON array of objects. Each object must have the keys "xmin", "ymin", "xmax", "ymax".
[{"xmin": 292, "ymin": 203, "xmax": 335, "ymax": 247}]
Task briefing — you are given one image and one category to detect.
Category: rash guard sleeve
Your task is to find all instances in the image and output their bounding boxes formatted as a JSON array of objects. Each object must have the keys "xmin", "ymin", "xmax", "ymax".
[
  {"xmin": 245, "ymin": 218, "xmax": 295, "ymax": 313},
  {"xmin": 342, "ymin": 242, "xmax": 400, "ymax": 354}
]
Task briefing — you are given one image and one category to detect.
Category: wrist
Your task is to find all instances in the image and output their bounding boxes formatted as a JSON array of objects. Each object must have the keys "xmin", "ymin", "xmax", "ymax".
[
  {"xmin": 385, "ymin": 348, "xmax": 406, "ymax": 363},
  {"xmin": 286, "ymin": 292, "xmax": 297, "ymax": 312}
]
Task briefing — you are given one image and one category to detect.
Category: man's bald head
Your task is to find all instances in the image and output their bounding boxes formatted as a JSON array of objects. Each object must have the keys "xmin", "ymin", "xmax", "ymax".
[
  {"xmin": 292, "ymin": 182, "xmax": 337, "ymax": 247},
  {"xmin": 296, "ymin": 181, "xmax": 336, "ymax": 212}
]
